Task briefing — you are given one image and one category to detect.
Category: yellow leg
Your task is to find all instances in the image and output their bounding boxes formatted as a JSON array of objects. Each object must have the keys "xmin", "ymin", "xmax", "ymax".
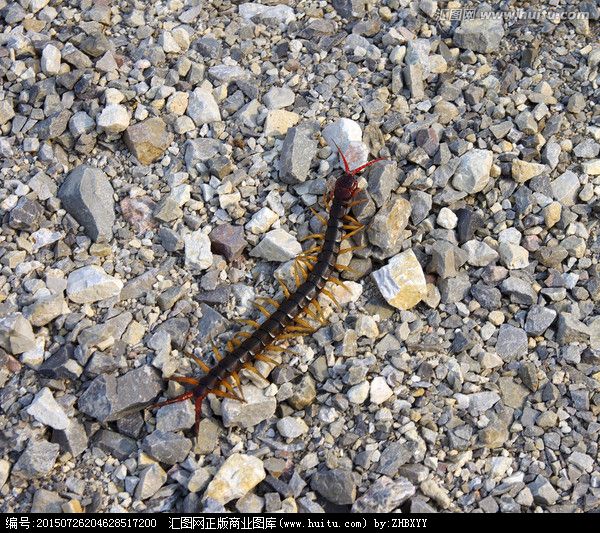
[
  {"xmin": 235, "ymin": 317, "xmax": 261, "ymax": 329},
  {"xmin": 338, "ymin": 245, "xmax": 364, "ymax": 255},
  {"xmin": 300, "ymin": 233, "xmax": 325, "ymax": 242},
  {"xmin": 321, "ymin": 288, "xmax": 341, "ymax": 309},
  {"xmin": 328, "ymin": 276, "xmax": 351, "ymax": 293},
  {"xmin": 255, "ymin": 353, "xmax": 279, "ymax": 366},
  {"xmin": 256, "ymin": 296, "xmax": 280, "ymax": 309},
  {"xmin": 253, "ymin": 301, "xmax": 272, "ymax": 318},
  {"xmin": 276, "ymin": 276, "xmax": 291, "ymax": 298},
  {"xmin": 310, "ymin": 207, "xmax": 327, "ymax": 226},
  {"xmin": 242, "ymin": 362, "xmax": 263, "ymax": 377},
  {"xmin": 335, "ymin": 263, "xmax": 360, "ymax": 275}
]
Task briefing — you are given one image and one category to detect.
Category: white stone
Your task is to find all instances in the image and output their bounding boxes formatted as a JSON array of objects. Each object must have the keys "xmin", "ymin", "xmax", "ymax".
[
  {"xmin": 263, "ymin": 87, "xmax": 295, "ymax": 109},
  {"xmin": 30, "ymin": 228, "xmax": 62, "ymax": 252},
  {"xmin": 245, "ymin": 207, "xmax": 278, "ymax": 235},
  {"xmin": 370, "ymin": 376, "xmax": 394, "ymax": 405},
  {"xmin": 250, "ymin": 229, "xmax": 302, "ymax": 262},
  {"xmin": 0, "ymin": 313, "xmax": 36, "ymax": 355},
  {"xmin": 184, "ymin": 230, "xmax": 213, "ymax": 272},
  {"xmin": 463, "ymin": 240, "xmax": 499, "ymax": 267},
  {"xmin": 97, "ymin": 104, "xmax": 130, "ymax": 133},
  {"xmin": 20, "ymin": 337, "xmax": 45, "ymax": 368},
  {"xmin": 452, "ymin": 149, "xmax": 493, "ymax": 193},
  {"xmin": 372, "ymin": 249, "xmax": 427, "ymax": 310},
  {"xmin": 41, "ymin": 44, "xmax": 61, "ymax": 76},
  {"xmin": 322, "ymin": 118, "xmax": 369, "ymax": 170},
  {"xmin": 582, "ymin": 159, "xmax": 600, "ymax": 175},
  {"xmin": 104, "ymin": 88, "xmax": 124, "ymax": 104},
  {"xmin": 498, "ymin": 227, "xmax": 522, "ymax": 245},
  {"xmin": 187, "ymin": 88, "xmax": 221, "ymax": 125},
  {"xmin": 499, "ymin": 243, "xmax": 529, "ymax": 269},
  {"xmin": 326, "ymin": 280, "xmax": 363, "ymax": 306},
  {"xmin": 205, "ymin": 454, "xmax": 266, "ymax": 505},
  {"xmin": 276, "ymin": 416, "xmax": 308, "ymax": 439},
  {"xmin": 348, "ymin": 381, "xmax": 370, "ymax": 404},
  {"xmin": 160, "ymin": 31, "xmax": 181, "ymax": 53},
  {"xmin": 66, "ymin": 265, "xmax": 123, "ymax": 304},
  {"xmin": 238, "ymin": 3, "xmax": 296, "ymax": 25},
  {"xmin": 437, "ymin": 207, "xmax": 457, "ymax": 229},
  {"xmin": 26, "ymin": 387, "xmax": 69, "ymax": 430}
]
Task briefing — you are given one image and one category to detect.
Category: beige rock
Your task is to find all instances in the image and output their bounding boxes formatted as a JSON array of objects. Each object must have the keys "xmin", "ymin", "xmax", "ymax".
[
  {"xmin": 511, "ymin": 159, "xmax": 546, "ymax": 183},
  {"xmin": 124, "ymin": 117, "xmax": 173, "ymax": 165},
  {"xmin": 204, "ymin": 454, "xmax": 266, "ymax": 504},
  {"xmin": 263, "ymin": 109, "xmax": 300, "ymax": 137},
  {"xmin": 166, "ymin": 92, "xmax": 189, "ymax": 115},
  {"xmin": 372, "ymin": 249, "xmax": 427, "ymax": 310},
  {"xmin": 543, "ymin": 201, "xmax": 562, "ymax": 228},
  {"xmin": 582, "ymin": 159, "xmax": 600, "ymax": 175}
]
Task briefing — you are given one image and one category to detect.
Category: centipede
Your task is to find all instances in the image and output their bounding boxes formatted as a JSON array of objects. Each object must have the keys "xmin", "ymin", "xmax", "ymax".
[{"xmin": 150, "ymin": 142, "xmax": 383, "ymax": 433}]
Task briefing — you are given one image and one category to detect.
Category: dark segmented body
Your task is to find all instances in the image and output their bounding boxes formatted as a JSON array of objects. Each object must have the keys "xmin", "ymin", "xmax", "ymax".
[{"xmin": 194, "ymin": 196, "xmax": 349, "ymax": 397}]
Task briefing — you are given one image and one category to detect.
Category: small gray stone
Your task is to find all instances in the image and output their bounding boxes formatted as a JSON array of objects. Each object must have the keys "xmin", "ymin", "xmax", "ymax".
[
  {"xmin": 528, "ymin": 475, "xmax": 559, "ymax": 505},
  {"xmin": 377, "ymin": 442, "xmax": 414, "ymax": 476},
  {"xmin": 352, "ymin": 476, "xmax": 415, "ymax": 513},
  {"xmin": 59, "ymin": 165, "xmax": 115, "ymax": 242},
  {"xmin": 142, "ymin": 431, "xmax": 192, "ymax": 465},
  {"xmin": 78, "ymin": 365, "xmax": 162, "ymax": 422},
  {"xmin": 13, "ymin": 439, "xmax": 60, "ymax": 479},
  {"xmin": 187, "ymin": 88, "xmax": 221, "ymax": 125},
  {"xmin": 67, "ymin": 265, "xmax": 123, "ymax": 303},
  {"xmin": 135, "ymin": 463, "xmax": 167, "ymax": 500},
  {"xmin": 550, "ymin": 170, "xmax": 580, "ymax": 206},
  {"xmin": 52, "ymin": 419, "xmax": 88, "ymax": 457},
  {"xmin": 496, "ymin": 324, "xmax": 528, "ymax": 361},
  {"xmin": 263, "ymin": 86, "xmax": 295, "ymax": 109},
  {"xmin": 557, "ymin": 313, "xmax": 590, "ymax": 343},
  {"xmin": 94, "ymin": 429, "xmax": 137, "ymax": 460},
  {"xmin": 194, "ymin": 418, "xmax": 220, "ymax": 455},
  {"xmin": 0, "ymin": 313, "xmax": 36, "ymax": 355},
  {"xmin": 250, "ymin": 229, "xmax": 302, "ymax": 262},
  {"xmin": 27, "ymin": 387, "xmax": 69, "ymax": 430},
  {"xmin": 311, "ymin": 469, "xmax": 356, "ymax": 505},
  {"xmin": 452, "ymin": 149, "xmax": 493, "ymax": 193},
  {"xmin": 525, "ymin": 306, "xmax": 557, "ymax": 336},
  {"xmin": 500, "ymin": 276, "xmax": 537, "ymax": 305},
  {"xmin": 498, "ymin": 377, "xmax": 529, "ymax": 409},
  {"xmin": 156, "ymin": 401, "xmax": 195, "ymax": 432},
  {"xmin": 9, "ymin": 196, "xmax": 43, "ymax": 231},
  {"xmin": 31, "ymin": 489, "xmax": 66, "ymax": 513},
  {"xmin": 222, "ymin": 385, "xmax": 276, "ymax": 428},
  {"xmin": 454, "ymin": 19, "xmax": 504, "ymax": 53},
  {"xmin": 279, "ymin": 127, "xmax": 317, "ymax": 184},
  {"xmin": 277, "ymin": 416, "xmax": 308, "ymax": 439}
]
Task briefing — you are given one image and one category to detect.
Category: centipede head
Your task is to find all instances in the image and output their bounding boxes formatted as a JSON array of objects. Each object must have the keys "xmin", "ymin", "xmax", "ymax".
[{"xmin": 333, "ymin": 141, "xmax": 385, "ymax": 202}]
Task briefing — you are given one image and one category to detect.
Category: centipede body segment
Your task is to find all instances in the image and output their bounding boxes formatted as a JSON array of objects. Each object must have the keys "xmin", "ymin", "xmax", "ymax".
[{"xmin": 151, "ymin": 142, "xmax": 384, "ymax": 433}]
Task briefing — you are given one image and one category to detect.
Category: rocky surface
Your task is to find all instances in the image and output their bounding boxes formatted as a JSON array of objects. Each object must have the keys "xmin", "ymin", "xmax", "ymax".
[{"xmin": 0, "ymin": 0, "xmax": 598, "ymax": 516}]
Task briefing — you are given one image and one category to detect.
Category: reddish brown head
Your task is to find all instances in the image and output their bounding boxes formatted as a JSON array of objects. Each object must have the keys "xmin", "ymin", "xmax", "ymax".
[{"xmin": 333, "ymin": 141, "xmax": 384, "ymax": 202}]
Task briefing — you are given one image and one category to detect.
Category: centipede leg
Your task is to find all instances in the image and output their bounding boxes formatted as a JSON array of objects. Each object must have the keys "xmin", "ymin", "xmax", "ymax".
[{"xmin": 194, "ymin": 395, "xmax": 204, "ymax": 434}]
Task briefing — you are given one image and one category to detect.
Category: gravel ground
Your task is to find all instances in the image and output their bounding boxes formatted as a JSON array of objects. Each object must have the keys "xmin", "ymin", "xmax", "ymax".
[{"xmin": 1, "ymin": 0, "xmax": 599, "ymax": 514}]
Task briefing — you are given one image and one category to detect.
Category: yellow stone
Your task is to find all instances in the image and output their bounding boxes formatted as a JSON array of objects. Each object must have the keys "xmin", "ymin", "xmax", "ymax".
[
  {"xmin": 511, "ymin": 159, "xmax": 546, "ymax": 183},
  {"xmin": 204, "ymin": 454, "xmax": 266, "ymax": 505},
  {"xmin": 263, "ymin": 110, "xmax": 299, "ymax": 137},
  {"xmin": 543, "ymin": 201, "xmax": 562, "ymax": 228},
  {"xmin": 62, "ymin": 499, "xmax": 83, "ymax": 513},
  {"xmin": 372, "ymin": 249, "xmax": 427, "ymax": 310}
]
